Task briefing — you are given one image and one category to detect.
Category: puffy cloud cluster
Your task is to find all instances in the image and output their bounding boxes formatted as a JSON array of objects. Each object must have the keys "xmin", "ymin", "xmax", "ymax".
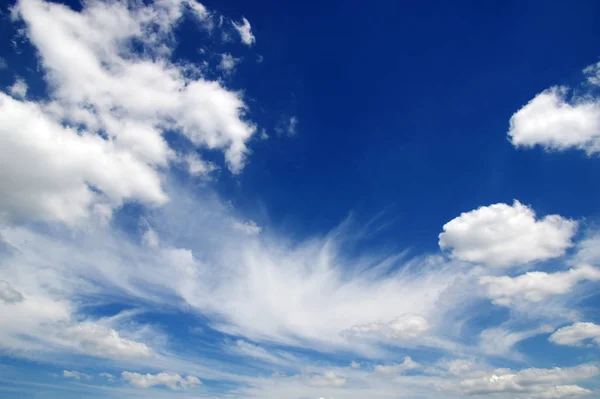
[
  {"xmin": 480, "ymin": 265, "xmax": 600, "ymax": 306},
  {"xmin": 1, "ymin": 0, "xmax": 257, "ymax": 225},
  {"xmin": 121, "ymin": 371, "xmax": 201, "ymax": 390},
  {"xmin": 439, "ymin": 201, "xmax": 577, "ymax": 267},
  {"xmin": 343, "ymin": 314, "xmax": 430, "ymax": 341}
]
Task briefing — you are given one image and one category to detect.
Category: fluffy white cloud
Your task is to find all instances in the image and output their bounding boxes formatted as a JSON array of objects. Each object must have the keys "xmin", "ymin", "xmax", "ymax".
[
  {"xmin": 63, "ymin": 370, "xmax": 91, "ymax": 380},
  {"xmin": 0, "ymin": 93, "xmax": 167, "ymax": 224},
  {"xmin": 121, "ymin": 371, "xmax": 201, "ymax": 390},
  {"xmin": 0, "ymin": 280, "xmax": 24, "ymax": 303},
  {"xmin": 65, "ymin": 322, "xmax": 153, "ymax": 359},
  {"xmin": 374, "ymin": 356, "xmax": 420, "ymax": 375},
  {"xmin": 2, "ymin": 0, "xmax": 257, "ymax": 224},
  {"xmin": 344, "ymin": 314, "xmax": 430, "ymax": 341},
  {"xmin": 8, "ymin": 77, "xmax": 27, "ymax": 98},
  {"xmin": 549, "ymin": 322, "xmax": 600, "ymax": 347},
  {"xmin": 439, "ymin": 201, "xmax": 577, "ymax": 267},
  {"xmin": 308, "ymin": 371, "xmax": 346, "ymax": 387},
  {"xmin": 460, "ymin": 364, "xmax": 599, "ymax": 395},
  {"xmin": 480, "ymin": 265, "xmax": 600, "ymax": 306},
  {"xmin": 508, "ymin": 86, "xmax": 600, "ymax": 154},
  {"xmin": 232, "ymin": 17, "xmax": 255, "ymax": 45}
]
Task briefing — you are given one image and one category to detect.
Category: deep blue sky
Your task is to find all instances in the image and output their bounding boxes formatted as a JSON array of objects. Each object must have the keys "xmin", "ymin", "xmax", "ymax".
[{"xmin": 193, "ymin": 0, "xmax": 600, "ymax": 251}]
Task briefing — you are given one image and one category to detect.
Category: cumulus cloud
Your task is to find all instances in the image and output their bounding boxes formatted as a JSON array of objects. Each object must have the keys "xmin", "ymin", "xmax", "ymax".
[
  {"xmin": 232, "ymin": 17, "xmax": 255, "ymax": 45},
  {"xmin": 2, "ymin": 0, "xmax": 257, "ymax": 224},
  {"xmin": 549, "ymin": 322, "xmax": 600, "ymax": 347},
  {"xmin": 63, "ymin": 370, "xmax": 91, "ymax": 380},
  {"xmin": 374, "ymin": 356, "xmax": 421, "ymax": 375},
  {"xmin": 308, "ymin": 371, "xmax": 346, "ymax": 387},
  {"xmin": 439, "ymin": 201, "xmax": 577, "ymax": 267},
  {"xmin": 480, "ymin": 265, "xmax": 600, "ymax": 306},
  {"xmin": 508, "ymin": 86, "xmax": 600, "ymax": 154},
  {"xmin": 121, "ymin": 371, "xmax": 201, "ymax": 390},
  {"xmin": 8, "ymin": 77, "xmax": 27, "ymax": 98},
  {"xmin": 0, "ymin": 280, "xmax": 24, "ymax": 303}
]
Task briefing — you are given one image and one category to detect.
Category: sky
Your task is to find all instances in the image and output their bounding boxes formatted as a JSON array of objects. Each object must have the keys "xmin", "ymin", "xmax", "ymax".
[{"xmin": 0, "ymin": 0, "xmax": 600, "ymax": 398}]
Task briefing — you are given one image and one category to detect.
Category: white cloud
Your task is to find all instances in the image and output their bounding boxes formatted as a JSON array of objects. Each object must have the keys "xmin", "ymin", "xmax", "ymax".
[
  {"xmin": 3, "ymin": 0, "xmax": 257, "ymax": 225},
  {"xmin": 183, "ymin": 153, "xmax": 217, "ymax": 177},
  {"xmin": 63, "ymin": 370, "xmax": 91, "ymax": 380},
  {"xmin": 8, "ymin": 77, "xmax": 27, "ymax": 98},
  {"xmin": 350, "ymin": 361, "xmax": 360, "ymax": 369},
  {"xmin": 65, "ymin": 322, "xmax": 153, "ymax": 359},
  {"xmin": 480, "ymin": 265, "xmax": 600, "ymax": 306},
  {"xmin": 439, "ymin": 201, "xmax": 577, "ymax": 267},
  {"xmin": 232, "ymin": 17, "xmax": 255, "ymax": 45},
  {"xmin": 508, "ymin": 85, "xmax": 600, "ymax": 154},
  {"xmin": 447, "ymin": 359, "xmax": 473, "ymax": 376},
  {"xmin": 344, "ymin": 314, "xmax": 430, "ymax": 341},
  {"xmin": 121, "ymin": 371, "xmax": 201, "ymax": 390},
  {"xmin": 478, "ymin": 325, "xmax": 554, "ymax": 357},
  {"xmin": 374, "ymin": 356, "xmax": 420, "ymax": 375},
  {"xmin": 308, "ymin": 371, "xmax": 346, "ymax": 387},
  {"xmin": 549, "ymin": 322, "xmax": 600, "ymax": 347},
  {"xmin": 534, "ymin": 385, "xmax": 593, "ymax": 399},
  {"xmin": 460, "ymin": 364, "xmax": 599, "ymax": 395},
  {"xmin": 0, "ymin": 93, "xmax": 167, "ymax": 225},
  {"xmin": 218, "ymin": 53, "xmax": 239, "ymax": 74},
  {"xmin": 0, "ymin": 280, "xmax": 24, "ymax": 303}
]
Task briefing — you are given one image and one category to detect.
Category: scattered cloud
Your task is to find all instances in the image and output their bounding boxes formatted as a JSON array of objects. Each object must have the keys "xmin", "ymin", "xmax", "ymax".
[
  {"xmin": 439, "ymin": 201, "xmax": 577, "ymax": 267},
  {"xmin": 308, "ymin": 371, "xmax": 346, "ymax": 387},
  {"xmin": 121, "ymin": 371, "xmax": 201, "ymax": 390},
  {"xmin": 99, "ymin": 372, "xmax": 115, "ymax": 381},
  {"xmin": 459, "ymin": 364, "xmax": 599, "ymax": 396},
  {"xmin": 63, "ymin": 370, "xmax": 91, "ymax": 380},
  {"xmin": 218, "ymin": 53, "xmax": 239, "ymax": 75},
  {"xmin": 480, "ymin": 265, "xmax": 600, "ymax": 306},
  {"xmin": 374, "ymin": 356, "xmax": 421, "ymax": 375},
  {"xmin": 508, "ymin": 61, "xmax": 600, "ymax": 154},
  {"xmin": 549, "ymin": 322, "xmax": 600, "ymax": 347},
  {"xmin": 8, "ymin": 77, "xmax": 27, "ymax": 98},
  {"xmin": 65, "ymin": 322, "xmax": 153, "ymax": 360},
  {"xmin": 232, "ymin": 17, "xmax": 255, "ymax": 45},
  {"xmin": 276, "ymin": 116, "xmax": 298, "ymax": 136},
  {"xmin": 2, "ymin": 0, "xmax": 257, "ymax": 225}
]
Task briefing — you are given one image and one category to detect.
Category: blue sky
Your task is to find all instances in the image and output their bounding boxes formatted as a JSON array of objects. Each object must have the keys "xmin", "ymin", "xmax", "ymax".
[{"xmin": 1, "ymin": 0, "xmax": 600, "ymax": 398}]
